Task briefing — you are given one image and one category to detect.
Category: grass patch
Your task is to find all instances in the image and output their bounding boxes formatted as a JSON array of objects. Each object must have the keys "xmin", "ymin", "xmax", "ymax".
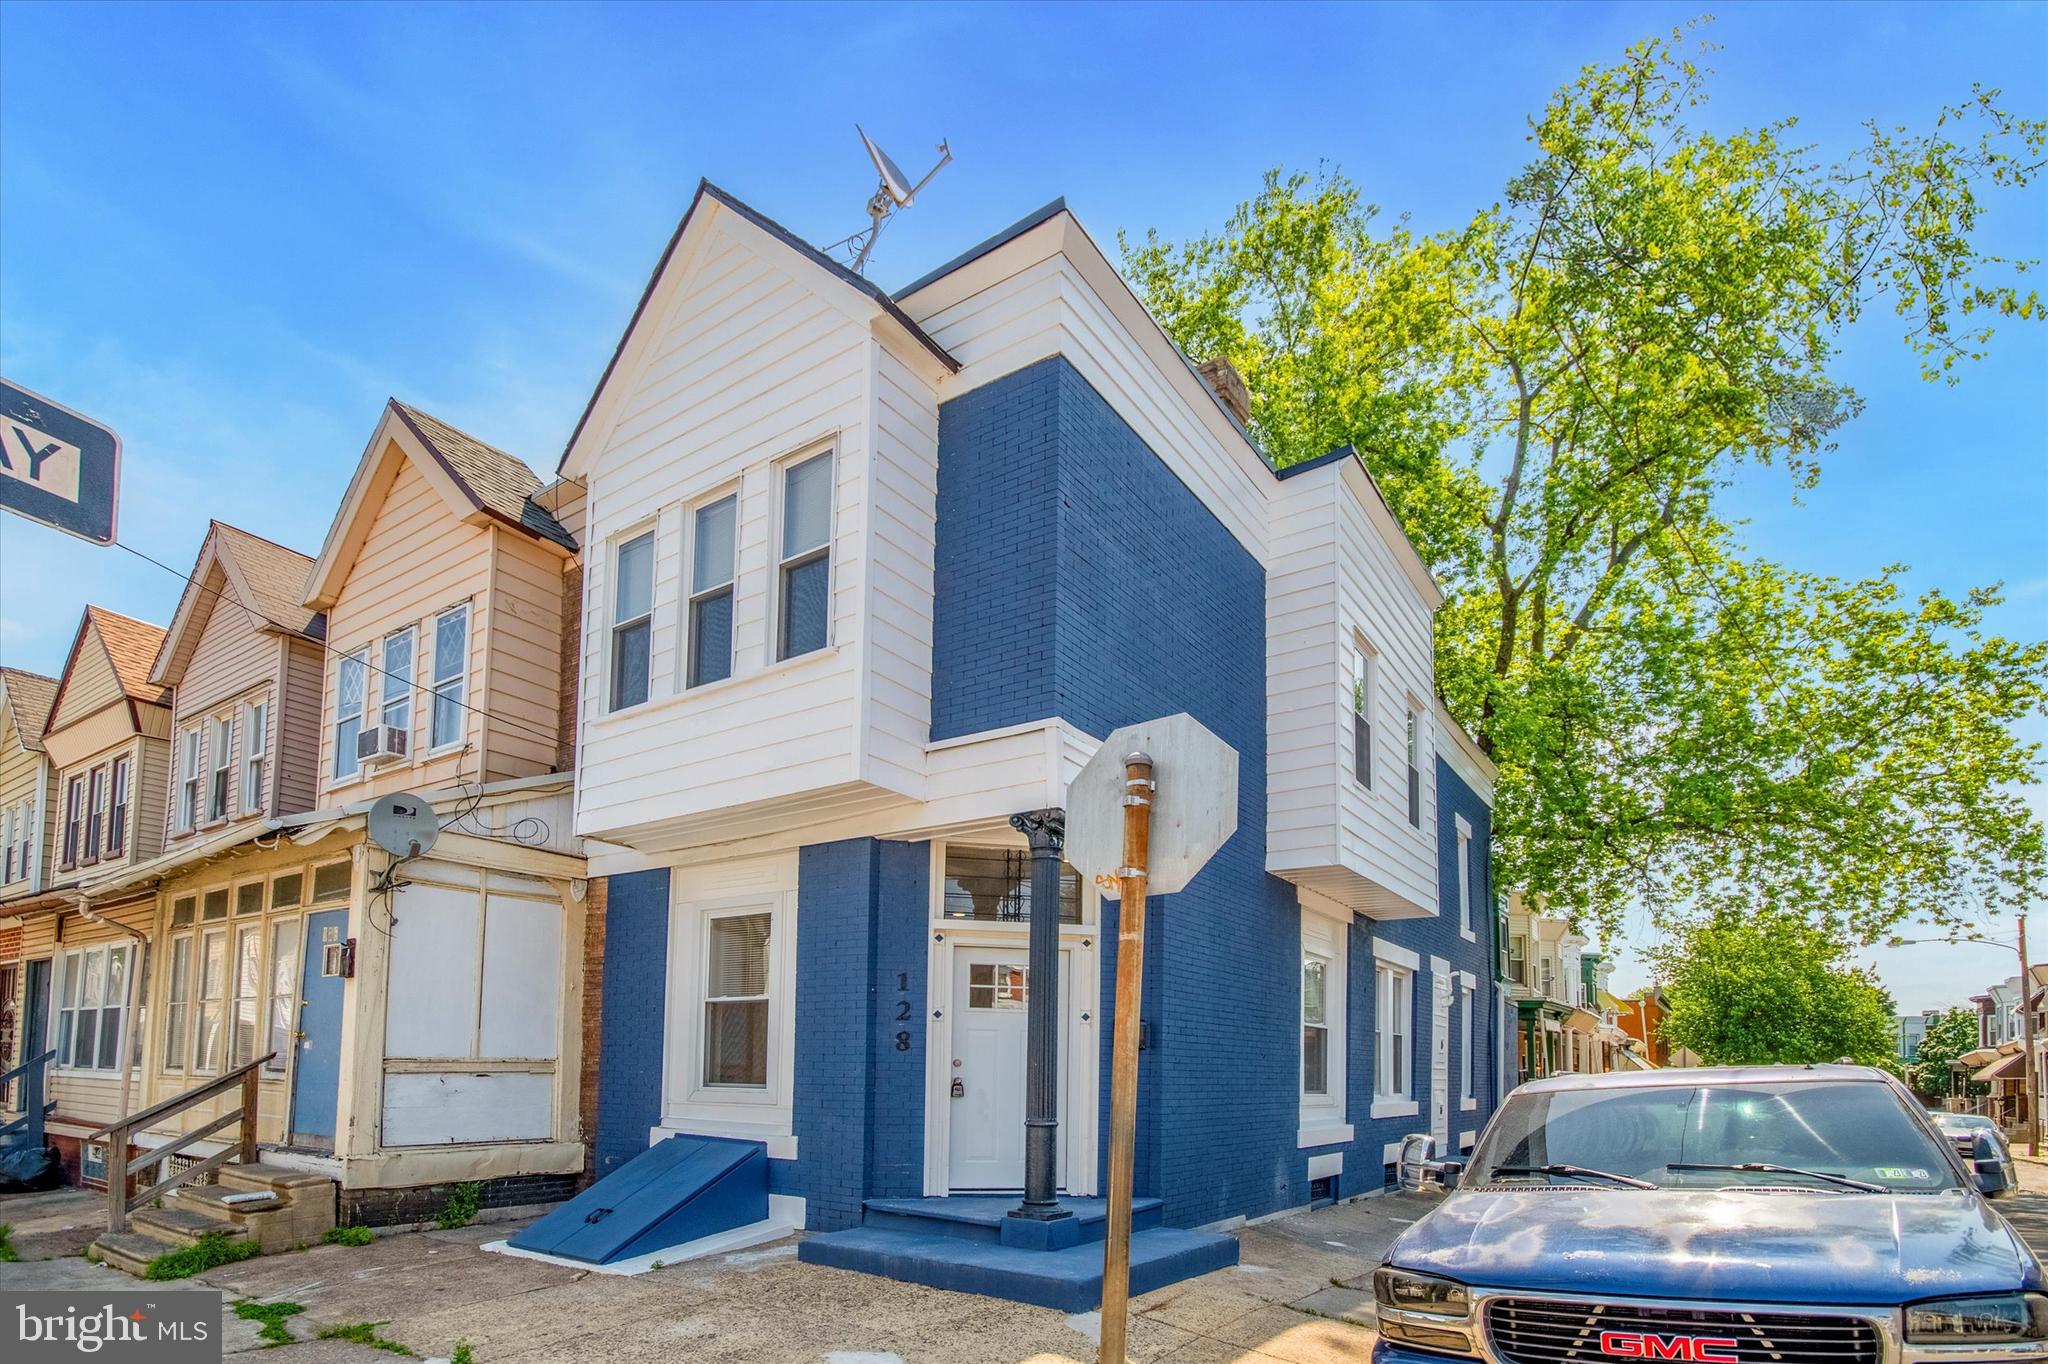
[
  {"xmin": 318, "ymin": 1322, "xmax": 414, "ymax": 1356},
  {"xmin": 435, "ymin": 1180, "xmax": 484, "ymax": 1230},
  {"xmin": 0, "ymin": 1223, "xmax": 18, "ymax": 1263},
  {"xmin": 145, "ymin": 1230, "xmax": 259, "ymax": 1281},
  {"xmin": 323, "ymin": 1224, "xmax": 375, "ymax": 1247},
  {"xmin": 233, "ymin": 1299, "xmax": 306, "ymax": 1347},
  {"xmin": 451, "ymin": 1344, "xmax": 476, "ymax": 1364}
]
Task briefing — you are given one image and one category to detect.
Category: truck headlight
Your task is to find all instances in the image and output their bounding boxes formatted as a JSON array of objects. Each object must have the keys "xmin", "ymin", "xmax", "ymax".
[
  {"xmin": 1373, "ymin": 1267, "xmax": 1471, "ymax": 1317},
  {"xmin": 1904, "ymin": 1293, "xmax": 2048, "ymax": 1344}
]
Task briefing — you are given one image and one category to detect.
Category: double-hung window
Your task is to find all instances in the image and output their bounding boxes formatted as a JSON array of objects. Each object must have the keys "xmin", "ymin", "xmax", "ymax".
[
  {"xmin": 703, "ymin": 911, "xmax": 772, "ymax": 1088},
  {"xmin": 208, "ymin": 714, "xmax": 233, "ymax": 821},
  {"xmin": 776, "ymin": 451, "xmax": 832, "ymax": 661},
  {"xmin": 609, "ymin": 531, "xmax": 654, "ymax": 711},
  {"xmin": 61, "ymin": 774, "xmax": 83, "ymax": 866},
  {"xmin": 381, "ymin": 628, "xmax": 414, "ymax": 741},
  {"xmin": 84, "ymin": 767, "xmax": 104, "ymax": 860},
  {"xmin": 2, "ymin": 807, "xmax": 13, "ymax": 882},
  {"xmin": 688, "ymin": 494, "xmax": 738, "ymax": 688},
  {"xmin": 1351, "ymin": 644, "xmax": 1375, "ymax": 788},
  {"xmin": 243, "ymin": 700, "xmax": 268, "ymax": 811},
  {"xmin": 230, "ymin": 923, "xmax": 264, "ymax": 1067},
  {"xmin": 430, "ymin": 605, "xmax": 468, "ymax": 749},
  {"xmin": 193, "ymin": 927, "xmax": 227, "ymax": 1072},
  {"xmin": 108, "ymin": 757, "xmax": 129, "ymax": 855},
  {"xmin": 264, "ymin": 912, "xmax": 299, "ymax": 1074},
  {"xmin": 1405, "ymin": 709, "xmax": 1422, "ymax": 827},
  {"xmin": 10, "ymin": 799, "xmax": 28, "ymax": 883},
  {"xmin": 163, "ymin": 926, "xmax": 192, "ymax": 1070},
  {"xmin": 1375, "ymin": 961, "xmax": 1413, "ymax": 1102},
  {"xmin": 1302, "ymin": 953, "xmax": 1329, "ymax": 1097},
  {"xmin": 334, "ymin": 649, "xmax": 367, "ymax": 779},
  {"xmin": 55, "ymin": 943, "xmax": 130, "ymax": 1072},
  {"xmin": 178, "ymin": 727, "xmax": 202, "ymax": 830}
]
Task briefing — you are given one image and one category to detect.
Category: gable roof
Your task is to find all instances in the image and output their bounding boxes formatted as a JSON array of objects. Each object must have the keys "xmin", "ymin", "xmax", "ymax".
[
  {"xmin": 47, "ymin": 606, "xmax": 172, "ymax": 734},
  {"xmin": 149, "ymin": 522, "xmax": 322, "ymax": 688},
  {"xmin": 557, "ymin": 180, "xmax": 958, "ymax": 477},
  {"xmin": 0, "ymin": 667, "xmax": 58, "ymax": 751},
  {"xmin": 305, "ymin": 399, "xmax": 576, "ymax": 611}
]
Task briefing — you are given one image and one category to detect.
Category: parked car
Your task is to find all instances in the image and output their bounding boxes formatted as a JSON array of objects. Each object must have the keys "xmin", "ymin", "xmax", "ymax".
[
  {"xmin": 1374, "ymin": 1066, "xmax": 2044, "ymax": 1364},
  {"xmin": 1932, "ymin": 1112, "xmax": 2019, "ymax": 1199}
]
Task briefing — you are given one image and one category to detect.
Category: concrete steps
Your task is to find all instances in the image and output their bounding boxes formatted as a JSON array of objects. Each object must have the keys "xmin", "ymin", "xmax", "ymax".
[{"xmin": 89, "ymin": 1158, "xmax": 337, "ymax": 1275}]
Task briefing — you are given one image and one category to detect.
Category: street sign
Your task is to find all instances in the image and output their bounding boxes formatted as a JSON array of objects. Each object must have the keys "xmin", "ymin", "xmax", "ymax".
[
  {"xmin": 0, "ymin": 379, "xmax": 120, "ymax": 546},
  {"xmin": 1066, "ymin": 712, "xmax": 1238, "ymax": 897}
]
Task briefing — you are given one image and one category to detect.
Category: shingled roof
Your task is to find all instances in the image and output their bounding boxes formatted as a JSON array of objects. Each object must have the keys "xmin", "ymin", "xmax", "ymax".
[
  {"xmin": 0, "ymin": 667, "xmax": 58, "ymax": 750},
  {"xmin": 88, "ymin": 607, "xmax": 172, "ymax": 707},
  {"xmin": 212, "ymin": 522, "xmax": 321, "ymax": 634},
  {"xmin": 389, "ymin": 401, "xmax": 575, "ymax": 551}
]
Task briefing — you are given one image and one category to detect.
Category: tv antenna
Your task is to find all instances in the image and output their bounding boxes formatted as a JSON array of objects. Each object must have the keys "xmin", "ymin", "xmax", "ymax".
[{"xmin": 832, "ymin": 125, "xmax": 951, "ymax": 275}]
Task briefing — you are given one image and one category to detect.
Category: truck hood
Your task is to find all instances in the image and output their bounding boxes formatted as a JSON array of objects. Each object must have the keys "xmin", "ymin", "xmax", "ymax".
[{"xmin": 1388, "ymin": 1188, "xmax": 2041, "ymax": 1305}]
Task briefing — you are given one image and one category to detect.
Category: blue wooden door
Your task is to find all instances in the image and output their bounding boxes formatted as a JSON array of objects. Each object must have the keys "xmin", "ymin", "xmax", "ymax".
[{"xmin": 289, "ymin": 910, "xmax": 349, "ymax": 1148}]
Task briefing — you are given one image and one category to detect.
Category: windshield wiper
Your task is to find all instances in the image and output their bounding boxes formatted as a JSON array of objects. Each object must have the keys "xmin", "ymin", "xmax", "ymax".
[
  {"xmin": 1489, "ymin": 1163, "xmax": 1657, "ymax": 1189},
  {"xmin": 1666, "ymin": 1162, "xmax": 1887, "ymax": 1193}
]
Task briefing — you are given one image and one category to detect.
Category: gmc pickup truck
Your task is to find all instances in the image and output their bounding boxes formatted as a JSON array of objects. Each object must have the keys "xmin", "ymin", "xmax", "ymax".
[{"xmin": 1374, "ymin": 1065, "xmax": 2046, "ymax": 1364}]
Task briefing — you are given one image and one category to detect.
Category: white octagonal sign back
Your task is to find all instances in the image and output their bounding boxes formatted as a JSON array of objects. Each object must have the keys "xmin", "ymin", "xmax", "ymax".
[{"xmin": 1065, "ymin": 713, "xmax": 1239, "ymax": 899}]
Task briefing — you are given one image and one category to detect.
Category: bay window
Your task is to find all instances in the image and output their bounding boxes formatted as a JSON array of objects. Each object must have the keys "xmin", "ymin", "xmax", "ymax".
[
  {"xmin": 776, "ymin": 450, "xmax": 832, "ymax": 661},
  {"xmin": 430, "ymin": 605, "xmax": 468, "ymax": 749},
  {"xmin": 688, "ymin": 493, "xmax": 738, "ymax": 688},
  {"xmin": 55, "ymin": 943, "xmax": 132, "ymax": 1073},
  {"xmin": 609, "ymin": 531, "xmax": 654, "ymax": 711}
]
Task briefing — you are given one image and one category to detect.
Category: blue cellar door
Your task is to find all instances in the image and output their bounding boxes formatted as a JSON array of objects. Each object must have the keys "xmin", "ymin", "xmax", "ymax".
[{"xmin": 290, "ymin": 909, "xmax": 350, "ymax": 1148}]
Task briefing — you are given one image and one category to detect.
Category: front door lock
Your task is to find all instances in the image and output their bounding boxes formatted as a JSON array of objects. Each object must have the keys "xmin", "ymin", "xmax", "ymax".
[{"xmin": 951, "ymin": 1078, "xmax": 966, "ymax": 1099}]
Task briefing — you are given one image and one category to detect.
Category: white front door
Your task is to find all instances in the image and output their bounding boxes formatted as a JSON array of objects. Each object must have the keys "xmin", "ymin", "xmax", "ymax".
[
  {"xmin": 1430, "ymin": 966, "xmax": 1452, "ymax": 1149},
  {"xmin": 947, "ymin": 947, "xmax": 1069, "ymax": 1191}
]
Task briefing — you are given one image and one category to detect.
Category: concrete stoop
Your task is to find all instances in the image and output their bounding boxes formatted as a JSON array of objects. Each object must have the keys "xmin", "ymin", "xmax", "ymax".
[
  {"xmin": 89, "ymin": 1161, "xmax": 337, "ymax": 1275},
  {"xmin": 797, "ymin": 1196, "xmax": 1239, "ymax": 1312}
]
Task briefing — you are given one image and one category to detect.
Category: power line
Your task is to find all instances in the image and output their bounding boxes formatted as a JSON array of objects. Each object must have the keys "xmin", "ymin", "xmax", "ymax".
[{"xmin": 110, "ymin": 538, "xmax": 564, "ymax": 749}]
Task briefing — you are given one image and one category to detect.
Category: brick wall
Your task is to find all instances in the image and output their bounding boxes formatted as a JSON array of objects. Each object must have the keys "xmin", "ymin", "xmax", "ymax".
[
  {"xmin": 592, "ymin": 868, "xmax": 669, "ymax": 1179},
  {"xmin": 576, "ymin": 873, "xmax": 607, "ymax": 1181},
  {"xmin": 555, "ymin": 562, "xmax": 582, "ymax": 774},
  {"xmin": 791, "ymin": 837, "xmax": 929, "ymax": 1231}
]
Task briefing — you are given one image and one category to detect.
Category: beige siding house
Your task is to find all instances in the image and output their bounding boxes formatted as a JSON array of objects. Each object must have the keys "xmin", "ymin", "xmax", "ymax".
[
  {"xmin": 8, "ymin": 607, "xmax": 171, "ymax": 1179},
  {"xmin": 1, "ymin": 667, "xmax": 59, "ymax": 1097}
]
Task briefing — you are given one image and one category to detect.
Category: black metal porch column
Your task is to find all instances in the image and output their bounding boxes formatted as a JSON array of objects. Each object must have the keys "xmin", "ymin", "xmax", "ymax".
[{"xmin": 1009, "ymin": 808, "xmax": 1072, "ymax": 1223}]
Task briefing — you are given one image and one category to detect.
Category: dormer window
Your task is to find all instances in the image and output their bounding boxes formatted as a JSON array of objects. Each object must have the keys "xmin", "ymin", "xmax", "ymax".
[
  {"xmin": 609, "ymin": 530, "xmax": 655, "ymax": 711},
  {"xmin": 775, "ymin": 450, "xmax": 832, "ymax": 661}
]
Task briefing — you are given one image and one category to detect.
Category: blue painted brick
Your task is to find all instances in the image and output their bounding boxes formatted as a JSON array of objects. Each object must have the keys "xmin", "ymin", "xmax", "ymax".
[{"xmin": 594, "ymin": 868, "xmax": 672, "ymax": 1179}]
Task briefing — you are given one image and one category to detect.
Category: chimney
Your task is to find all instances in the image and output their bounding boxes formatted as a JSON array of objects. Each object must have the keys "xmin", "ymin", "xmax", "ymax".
[{"xmin": 1196, "ymin": 357, "xmax": 1252, "ymax": 426}]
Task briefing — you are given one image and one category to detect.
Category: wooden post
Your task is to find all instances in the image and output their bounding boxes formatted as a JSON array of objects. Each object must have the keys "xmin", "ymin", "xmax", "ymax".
[
  {"xmin": 1099, "ymin": 752, "xmax": 1154, "ymax": 1364},
  {"xmin": 2021, "ymin": 915, "xmax": 2038, "ymax": 1158},
  {"xmin": 106, "ymin": 1120, "xmax": 130, "ymax": 1233},
  {"xmin": 240, "ymin": 1064, "xmax": 261, "ymax": 1167}
]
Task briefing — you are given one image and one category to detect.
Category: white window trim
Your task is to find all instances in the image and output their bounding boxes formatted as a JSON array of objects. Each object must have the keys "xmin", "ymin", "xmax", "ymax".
[
  {"xmin": 769, "ymin": 444, "xmax": 836, "ymax": 665},
  {"xmin": 378, "ymin": 626, "xmax": 417, "ymax": 747},
  {"xmin": 682, "ymin": 486, "xmax": 740, "ymax": 691},
  {"xmin": 1372, "ymin": 937, "xmax": 1418, "ymax": 1117},
  {"xmin": 107, "ymin": 754, "xmax": 130, "ymax": 857},
  {"xmin": 663, "ymin": 859, "xmax": 798, "ymax": 1143},
  {"xmin": 607, "ymin": 525, "xmax": 658, "ymax": 714},
  {"xmin": 207, "ymin": 712, "xmax": 234, "ymax": 823},
  {"xmin": 1299, "ymin": 902, "xmax": 1353, "ymax": 1149},
  {"xmin": 427, "ymin": 602, "xmax": 471, "ymax": 753},
  {"xmin": 333, "ymin": 647, "xmax": 369, "ymax": 781},
  {"xmin": 178, "ymin": 726, "xmax": 203, "ymax": 832},
  {"xmin": 1455, "ymin": 813, "xmax": 1476, "ymax": 943},
  {"xmin": 242, "ymin": 698, "xmax": 268, "ymax": 812}
]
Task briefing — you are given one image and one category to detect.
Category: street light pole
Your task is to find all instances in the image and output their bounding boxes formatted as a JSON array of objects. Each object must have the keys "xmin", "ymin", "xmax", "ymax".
[{"xmin": 2020, "ymin": 915, "xmax": 2038, "ymax": 1158}]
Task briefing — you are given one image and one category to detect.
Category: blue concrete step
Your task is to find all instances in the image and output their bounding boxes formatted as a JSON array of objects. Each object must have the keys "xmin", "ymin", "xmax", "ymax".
[
  {"xmin": 797, "ymin": 1223, "xmax": 1240, "ymax": 1312},
  {"xmin": 507, "ymin": 1134, "xmax": 766, "ymax": 1266},
  {"xmin": 861, "ymin": 1196, "xmax": 1164, "ymax": 1251}
]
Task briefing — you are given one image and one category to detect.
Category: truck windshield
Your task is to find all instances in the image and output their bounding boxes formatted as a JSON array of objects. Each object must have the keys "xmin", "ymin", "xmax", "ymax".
[{"xmin": 1469, "ymin": 1081, "xmax": 1961, "ymax": 1193}]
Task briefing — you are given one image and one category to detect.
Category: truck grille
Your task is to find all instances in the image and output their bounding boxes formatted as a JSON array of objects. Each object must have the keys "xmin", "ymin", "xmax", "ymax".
[{"xmin": 1485, "ymin": 1298, "xmax": 1882, "ymax": 1364}]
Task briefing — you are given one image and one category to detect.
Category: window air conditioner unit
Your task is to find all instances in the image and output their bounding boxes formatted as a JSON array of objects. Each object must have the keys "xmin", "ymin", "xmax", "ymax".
[{"xmin": 357, "ymin": 724, "xmax": 408, "ymax": 767}]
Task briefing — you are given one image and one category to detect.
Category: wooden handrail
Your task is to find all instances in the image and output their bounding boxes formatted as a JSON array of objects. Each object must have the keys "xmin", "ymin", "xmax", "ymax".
[
  {"xmin": 87, "ymin": 1053, "xmax": 274, "ymax": 1142},
  {"xmin": 93, "ymin": 1052, "xmax": 275, "ymax": 1234}
]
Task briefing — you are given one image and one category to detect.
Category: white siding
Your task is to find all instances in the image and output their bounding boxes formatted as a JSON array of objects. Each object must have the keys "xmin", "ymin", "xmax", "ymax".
[{"xmin": 575, "ymin": 206, "xmax": 940, "ymax": 844}]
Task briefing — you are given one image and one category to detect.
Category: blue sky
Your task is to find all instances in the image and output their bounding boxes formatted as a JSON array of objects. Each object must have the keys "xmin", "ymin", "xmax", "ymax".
[{"xmin": 2, "ymin": 1, "xmax": 2043, "ymax": 1010}]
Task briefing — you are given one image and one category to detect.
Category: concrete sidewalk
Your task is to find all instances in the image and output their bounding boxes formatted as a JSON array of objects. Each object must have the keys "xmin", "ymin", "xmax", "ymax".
[{"xmin": 161, "ymin": 1193, "xmax": 1425, "ymax": 1363}]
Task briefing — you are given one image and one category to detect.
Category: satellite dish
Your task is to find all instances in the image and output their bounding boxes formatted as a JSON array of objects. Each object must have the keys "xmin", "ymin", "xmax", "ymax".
[
  {"xmin": 839, "ymin": 127, "xmax": 953, "ymax": 274},
  {"xmin": 368, "ymin": 792, "xmax": 439, "ymax": 860}
]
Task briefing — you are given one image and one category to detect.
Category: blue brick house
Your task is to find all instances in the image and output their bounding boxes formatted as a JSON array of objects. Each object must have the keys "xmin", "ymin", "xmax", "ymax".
[{"xmin": 531, "ymin": 183, "xmax": 1506, "ymax": 1294}]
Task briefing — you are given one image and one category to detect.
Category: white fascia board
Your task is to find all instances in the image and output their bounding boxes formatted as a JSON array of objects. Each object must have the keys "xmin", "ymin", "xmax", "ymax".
[{"xmin": 1373, "ymin": 937, "xmax": 1422, "ymax": 972}]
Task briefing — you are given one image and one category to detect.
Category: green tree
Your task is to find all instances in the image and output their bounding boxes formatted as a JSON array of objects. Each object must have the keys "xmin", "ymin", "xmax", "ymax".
[
  {"xmin": 1912, "ymin": 1005, "xmax": 1989, "ymax": 1101},
  {"xmin": 1651, "ymin": 910, "xmax": 1899, "ymax": 1066},
  {"xmin": 1122, "ymin": 22, "xmax": 2048, "ymax": 941}
]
